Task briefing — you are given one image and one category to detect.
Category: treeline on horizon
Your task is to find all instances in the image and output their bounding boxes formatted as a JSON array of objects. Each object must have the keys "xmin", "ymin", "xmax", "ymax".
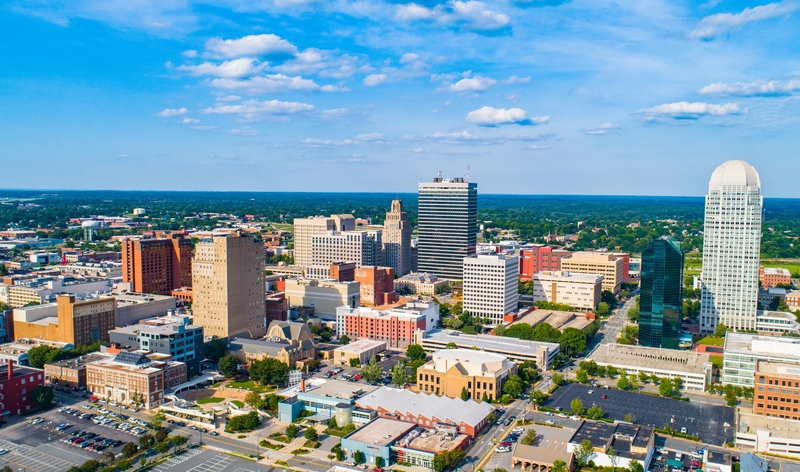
[{"xmin": 1, "ymin": 190, "xmax": 799, "ymax": 258}]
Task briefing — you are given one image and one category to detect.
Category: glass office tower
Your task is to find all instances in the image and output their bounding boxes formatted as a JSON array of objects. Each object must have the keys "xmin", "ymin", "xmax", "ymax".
[
  {"xmin": 417, "ymin": 176, "xmax": 477, "ymax": 280},
  {"xmin": 639, "ymin": 237, "xmax": 684, "ymax": 349}
]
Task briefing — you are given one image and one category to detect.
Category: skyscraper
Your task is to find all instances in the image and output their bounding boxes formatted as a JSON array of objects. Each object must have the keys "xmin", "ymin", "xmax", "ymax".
[
  {"xmin": 463, "ymin": 254, "xmax": 519, "ymax": 324},
  {"xmin": 383, "ymin": 200, "xmax": 412, "ymax": 277},
  {"xmin": 639, "ymin": 237, "xmax": 684, "ymax": 349},
  {"xmin": 293, "ymin": 214, "xmax": 356, "ymax": 268},
  {"xmin": 122, "ymin": 234, "xmax": 192, "ymax": 294},
  {"xmin": 699, "ymin": 160, "xmax": 763, "ymax": 333},
  {"xmin": 191, "ymin": 232, "xmax": 266, "ymax": 339},
  {"xmin": 418, "ymin": 176, "xmax": 477, "ymax": 280}
]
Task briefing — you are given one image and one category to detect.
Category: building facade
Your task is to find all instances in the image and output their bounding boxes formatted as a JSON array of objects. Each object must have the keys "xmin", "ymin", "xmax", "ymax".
[
  {"xmin": 293, "ymin": 215, "xmax": 356, "ymax": 268},
  {"xmin": 395, "ymin": 272, "xmax": 448, "ymax": 296},
  {"xmin": 560, "ymin": 252, "xmax": 625, "ymax": 294},
  {"xmin": 44, "ymin": 352, "xmax": 109, "ymax": 390},
  {"xmin": 723, "ymin": 333, "xmax": 800, "ymax": 387},
  {"xmin": 191, "ymin": 233, "xmax": 266, "ymax": 339},
  {"xmin": 383, "ymin": 200, "xmax": 413, "ymax": 277},
  {"xmin": 759, "ymin": 267, "xmax": 792, "ymax": 289},
  {"xmin": 336, "ymin": 301, "xmax": 440, "ymax": 348},
  {"xmin": 639, "ymin": 238, "xmax": 684, "ymax": 349},
  {"xmin": 13, "ymin": 294, "xmax": 116, "ymax": 345},
  {"xmin": 417, "ymin": 176, "xmax": 477, "ymax": 280},
  {"xmin": 284, "ymin": 278, "xmax": 360, "ymax": 318},
  {"xmin": 699, "ymin": 160, "xmax": 763, "ymax": 333},
  {"xmin": 463, "ymin": 254, "xmax": 519, "ymax": 324},
  {"xmin": 0, "ymin": 361, "xmax": 44, "ymax": 417},
  {"xmin": 109, "ymin": 315, "xmax": 204, "ymax": 376},
  {"xmin": 415, "ymin": 349, "xmax": 516, "ymax": 401},
  {"xmin": 531, "ymin": 270, "xmax": 602, "ymax": 310},
  {"xmin": 416, "ymin": 329, "xmax": 559, "ymax": 370},
  {"xmin": 519, "ymin": 245, "xmax": 571, "ymax": 280},
  {"xmin": 121, "ymin": 234, "xmax": 193, "ymax": 295},
  {"xmin": 354, "ymin": 266, "xmax": 396, "ymax": 307},
  {"xmin": 753, "ymin": 361, "xmax": 800, "ymax": 420},
  {"xmin": 333, "ymin": 339, "xmax": 386, "ymax": 366}
]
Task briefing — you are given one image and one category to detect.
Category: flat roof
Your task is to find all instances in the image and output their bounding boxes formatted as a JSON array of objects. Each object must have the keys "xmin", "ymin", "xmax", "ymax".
[
  {"xmin": 589, "ymin": 343, "xmax": 710, "ymax": 374},
  {"xmin": 46, "ymin": 352, "xmax": 111, "ymax": 368},
  {"xmin": 423, "ymin": 329, "xmax": 560, "ymax": 354},
  {"xmin": 301, "ymin": 379, "xmax": 379, "ymax": 400},
  {"xmin": 757, "ymin": 361, "xmax": 800, "ymax": 378},
  {"xmin": 334, "ymin": 339, "xmax": 386, "ymax": 354},
  {"xmin": 725, "ymin": 332, "xmax": 800, "ymax": 357},
  {"xmin": 355, "ymin": 387, "xmax": 494, "ymax": 427},
  {"xmin": 346, "ymin": 418, "xmax": 416, "ymax": 446},
  {"xmin": 569, "ymin": 421, "xmax": 653, "ymax": 460},
  {"xmin": 512, "ymin": 443, "xmax": 573, "ymax": 465}
]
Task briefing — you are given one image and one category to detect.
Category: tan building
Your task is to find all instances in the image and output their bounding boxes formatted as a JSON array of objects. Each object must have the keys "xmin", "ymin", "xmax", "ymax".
[
  {"xmin": 44, "ymin": 352, "xmax": 110, "ymax": 390},
  {"xmin": 415, "ymin": 349, "xmax": 517, "ymax": 401},
  {"xmin": 395, "ymin": 272, "xmax": 448, "ymax": 296},
  {"xmin": 284, "ymin": 278, "xmax": 360, "ymax": 317},
  {"xmin": 754, "ymin": 361, "xmax": 800, "ymax": 420},
  {"xmin": 228, "ymin": 336, "xmax": 315, "ymax": 367},
  {"xmin": 560, "ymin": 252, "xmax": 625, "ymax": 294},
  {"xmin": 383, "ymin": 200, "xmax": 413, "ymax": 277},
  {"xmin": 13, "ymin": 294, "xmax": 116, "ymax": 346},
  {"xmin": 191, "ymin": 232, "xmax": 266, "ymax": 339},
  {"xmin": 86, "ymin": 351, "xmax": 187, "ymax": 409},
  {"xmin": 293, "ymin": 214, "xmax": 356, "ymax": 268},
  {"xmin": 355, "ymin": 266, "xmax": 396, "ymax": 307},
  {"xmin": 333, "ymin": 339, "xmax": 386, "ymax": 366},
  {"xmin": 267, "ymin": 320, "xmax": 314, "ymax": 343},
  {"xmin": 532, "ymin": 271, "xmax": 603, "ymax": 310}
]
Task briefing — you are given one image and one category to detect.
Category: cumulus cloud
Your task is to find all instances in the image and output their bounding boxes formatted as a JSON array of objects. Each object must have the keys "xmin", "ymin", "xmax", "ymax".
[
  {"xmin": 320, "ymin": 108, "xmax": 350, "ymax": 120},
  {"xmin": 394, "ymin": 1, "xmax": 510, "ymax": 31},
  {"xmin": 639, "ymin": 101, "xmax": 743, "ymax": 118},
  {"xmin": 202, "ymin": 99, "xmax": 314, "ymax": 118},
  {"xmin": 400, "ymin": 53, "xmax": 420, "ymax": 63},
  {"xmin": 505, "ymin": 75, "xmax": 531, "ymax": 84},
  {"xmin": 690, "ymin": 2, "xmax": 798, "ymax": 39},
  {"xmin": 585, "ymin": 122, "xmax": 620, "ymax": 135},
  {"xmin": 273, "ymin": 49, "xmax": 371, "ymax": 79},
  {"xmin": 156, "ymin": 107, "xmax": 188, "ymax": 117},
  {"xmin": 466, "ymin": 106, "xmax": 549, "ymax": 126},
  {"xmin": 431, "ymin": 131, "xmax": 478, "ymax": 139},
  {"xmin": 227, "ymin": 127, "xmax": 258, "ymax": 136},
  {"xmin": 177, "ymin": 58, "xmax": 267, "ymax": 78},
  {"xmin": 181, "ymin": 117, "xmax": 200, "ymax": 124},
  {"xmin": 699, "ymin": 79, "xmax": 800, "ymax": 96},
  {"xmin": 182, "ymin": 50, "xmax": 198, "ymax": 58},
  {"xmin": 363, "ymin": 74, "xmax": 388, "ymax": 86},
  {"xmin": 209, "ymin": 74, "xmax": 347, "ymax": 94},
  {"xmin": 449, "ymin": 75, "xmax": 496, "ymax": 92},
  {"xmin": 205, "ymin": 34, "xmax": 298, "ymax": 58}
]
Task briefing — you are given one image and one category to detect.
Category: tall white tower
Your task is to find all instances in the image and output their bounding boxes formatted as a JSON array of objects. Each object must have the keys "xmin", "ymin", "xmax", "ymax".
[{"xmin": 699, "ymin": 160, "xmax": 763, "ymax": 333}]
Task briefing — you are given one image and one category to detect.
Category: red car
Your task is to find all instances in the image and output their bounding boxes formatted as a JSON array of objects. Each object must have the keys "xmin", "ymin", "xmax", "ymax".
[
  {"xmin": 690, "ymin": 460, "xmax": 702, "ymax": 468},
  {"xmin": 354, "ymin": 375, "xmax": 363, "ymax": 380},
  {"xmin": 601, "ymin": 394, "xmax": 607, "ymax": 399}
]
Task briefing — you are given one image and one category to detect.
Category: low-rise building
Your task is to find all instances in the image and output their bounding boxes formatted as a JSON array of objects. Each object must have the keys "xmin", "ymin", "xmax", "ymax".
[
  {"xmin": 531, "ymin": 271, "xmax": 603, "ymax": 310},
  {"xmin": 336, "ymin": 301, "xmax": 439, "ymax": 348},
  {"xmin": 394, "ymin": 272, "xmax": 448, "ymax": 296},
  {"xmin": 44, "ymin": 352, "xmax": 110, "ymax": 390},
  {"xmin": 723, "ymin": 333, "xmax": 800, "ymax": 387},
  {"xmin": 567, "ymin": 421, "xmax": 655, "ymax": 470},
  {"xmin": 753, "ymin": 361, "xmax": 800, "ymax": 420},
  {"xmin": 278, "ymin": 379, "xmax": 379, "ymax": 424},
  {"xmin": 415, "ymin": 329, "xmax": 559, "ymax": 370},
  {"xmin": 415, "ymin": 349, "xmax": 516, "ymax": 401},
  {"xmin": 284, "ymin": 278, "xmax": 360, "ymax": 318},
  {"xmin": 355, "ymin": 266, "xmax": 396, "ymax": 307},
  {"xmin": 755, "ymin": 311, "xmax": 799, "ymax": 335},
  {"xmin": 787, "ymin": 290, "xmax": 800, "ymax": 311},
  {"xmin": 228, "ymin": 336, "xmax": 315, "ymax": 367},
  {"xmin": 109, "ymin": 315, "xmax": 204, "ymax": 376},
  {"xmin": 13, "ymin": 294, "xmax": 116, "ymax": 346},
  {"xmin": 759, "ymin": 267, "xmax": 792, "ymax": 289},
  {"xmin": 333, "ymin": 339, "xmax": 386, "ymax": 366},
  {"xmin": 588, "ymin": 343, "xmax": 713, "ymax": 391},
  {"xmin": 560, "ymin": 252, "xmax": 625, "ymax": 294},
  {"xmin": 0, "ymin": 339, "xmax": 73, "ymax": 365},
  {"xmin": 112, "ymin": 291, "xmax": 178, "ymax": 327},
  {"xmin": 0, "ymin": 361, "xmax": 45, "ymax": 417},
  {"xmin": 86, "ymin": 351, "xmax": 187, "ymax": 409}
]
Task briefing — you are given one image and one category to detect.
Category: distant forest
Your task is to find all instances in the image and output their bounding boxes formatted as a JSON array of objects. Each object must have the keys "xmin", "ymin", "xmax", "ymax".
[{"xmin": 1, "ymin": 190, "xmax": 799, "ymax": 258}]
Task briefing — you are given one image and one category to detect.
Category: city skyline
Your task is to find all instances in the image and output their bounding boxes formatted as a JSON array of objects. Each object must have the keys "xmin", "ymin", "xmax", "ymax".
[{"xmin": 2, "ymin": 2, "xmax": 799, "ymax": 196}]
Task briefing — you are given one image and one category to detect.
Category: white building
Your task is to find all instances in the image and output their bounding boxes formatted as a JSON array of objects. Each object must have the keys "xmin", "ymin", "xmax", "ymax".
[
  {"xmin": 293, "ymin": 215, "xmax": 355, "ymax": 268},
  {"xmin": 306, "ymin": 230, "xmax": 383, "ymax": 278},
  {"xmin": 284, "ymin": 278, "xmax": 360, "ymax": 319},
  {"xmin": 394, "ymin": 272, "xmax": 448, "ymax": 296},
  {"xmin": 722, "ymin": 333, "xmax": 800, "ymax": 387},
  {"xmin": 755, "ymin": 311, "xmax": 799, "ymax": 335},
  {"xmin": 699, "ymin": 160, "xmax": 763, "ymax": 333},
  {"xmin": 463, "ymin": 253, "xmax": 519, "ymax": 324},
  {"xmin": 531, "ymin": 270, "xmax": 603, "ymax": 310},
  {"xmin": 383, "ymin": 200, "xmax": 413, "ymax": 277}
]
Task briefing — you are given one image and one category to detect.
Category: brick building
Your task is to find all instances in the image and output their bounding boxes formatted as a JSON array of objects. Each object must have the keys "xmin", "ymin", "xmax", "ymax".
[
  {"xmin": 519, "ymin": 245, "xmax": 571, "ymax": 280},
  {"xmin": 44, "ymin": 352, "xmax": 110, "ymax": 390},
  {"xmin": 0, "ymin": 360, "xmax": 45, "ymax": 417},
  {"xmin": 122, "ymin": 234, "xmax": 193, "ymax": 295},
  {"xmin": 759, "ymin": 267, "xmax": 792, "ymax": 289},
  {"xmin": 336, "ymin": 301, "xmax": 439, "ymax": 348},
  {"xmin": 13, "ymin": 294, "xmax": 116, "ymax": 345},
  {"xmin": 354, "ymin": 266, "xmax": 396, "ymax": 307},
  {"xmin": 754, "ymin": 361, "xmax": 800, "ymax": 420}
]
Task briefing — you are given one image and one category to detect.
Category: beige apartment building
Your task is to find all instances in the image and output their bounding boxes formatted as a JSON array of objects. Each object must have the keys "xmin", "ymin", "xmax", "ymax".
[
  {"xmin": 191, "ymin": 232, "xmax": 266, "ymax": 339},
  {"xmin": 532, "ymin": 270, "xmax": 603, "ymax": 310},
  {"xmin": 395, "ymin": 272, "xmax": 448, "ymax": 296},
  {"xmin": 416, "ymin": 349, "xmax": 517, "ymax": 401},
  {"xmin": 560, "ymin": 252, "xmax": 625, "ymax": 294},
  {"xmin": 293, "ymin": 214, "xmax": 355, "ymax": 268},
  {"xmin": 14, "ymin": 294, "xmax": 116, "ymax": 345},
  {"xmin": 284, "ymin": 278, "xmax": 360, "ymax": 317}
]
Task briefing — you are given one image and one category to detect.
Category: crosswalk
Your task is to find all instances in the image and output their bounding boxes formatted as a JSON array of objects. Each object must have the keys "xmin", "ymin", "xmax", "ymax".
[
  {"xmin": 151, "ymin": 448, "xmax": 203, "ymax": 471},
  {"xmin": 185, "ymin": 453, "xmax": 235, "ymax": 472}
]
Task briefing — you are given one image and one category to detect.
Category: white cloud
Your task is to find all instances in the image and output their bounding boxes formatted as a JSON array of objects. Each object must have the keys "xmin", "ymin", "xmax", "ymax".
[
  {"xmin": 466, "ymin": 106, "xmax": 548, "ymax": 125},
  {"xmin": 202, "ymin": 99, "xmax": 314, "ymax": 118},
  {"xmin": 320, "ymin": 108, "xmax": 350, "ymax": 119},
  {"xmin": 156, "ymin": 107, "xmax": 188, "ymax": 117},
  {"xmin": 431, "ymin": 131, "xmax": 478, "ymax": 139},
  {"xmin": 585, "ymin": 122, "xmax": 620, "ymax": 135},
  {"xmin": 412, "ymin": 147, "xmax": 424, "ymax": 153},
  {"xmin": 273, "ymin": 49, "xmax": 371, "ymax": 79},
  {"xmin": 690, "ymin": 2, "xmax": 798, "ymax": 39},
  {"xmin": 177, "ymin": 58, "xmax": 267, "ymax": 78},
  {"xmin": 216, "ymin": 95, "xmax": 241, "ymax": 102},
  {"xmin": 355, "ymin": 133, "xmax": 384, "ymax": 141},
  {"xmin": 227, "ymin": 127, "xmax": 258, "ymax": 136},
  {"xmin": 182, "ymin": 50, "xmax": 198, "ymax": 58},
  {"xmin": 395, "ymin": 3, "xmax": 438, "ymax": 21},
  {"xmin": 181, "ymin": 117, "xmax": 200, "ymax": 124},
  {"xmin": 699, "ymin": 79, "xmax": 800, "ymax": 96},
  {"xmin": 449, "ymin": 75, "xmax": 497, "ymax": 92},
  {"xmin": 394, "ymin": 1, "xmax": 510, "ymax": 30},
  {"xmin": 205, "ymin": 34, "xmax": 298, "ymax": 59},
  {"xmin": 639, "ymin": 101, "xmax": 743, "ymax": 117},
  {"xmin": 363, "ymin": 74, "xmax": 388, "ymax": 86},
  {"xmin": 451, "ymin": 1, "xmax": 510, "ymax": 30},
  {"xmin": 209, "ymin": 74, "xmax": 347, "ymax": 94},
  {"xmin": 400, "ymin": 53, "xmax": 420, "ymax": 64},
  {"xmin": 530, "ymin": 145, "xmax": 552, "ymax": 150},
  {"xmin": 505, "ymin": 75, "xmax": 531, "ymax": 84}
]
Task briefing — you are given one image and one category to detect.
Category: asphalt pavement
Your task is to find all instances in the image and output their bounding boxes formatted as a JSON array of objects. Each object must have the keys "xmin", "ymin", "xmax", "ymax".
[{"xmin": 459, "ymin": 400, "xmax": 528, "ymax": 472}]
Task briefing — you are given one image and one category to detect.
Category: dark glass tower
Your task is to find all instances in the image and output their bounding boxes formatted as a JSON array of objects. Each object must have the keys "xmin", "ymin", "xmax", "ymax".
[
  {"xmin": 417, "ymin": 176, "xmax": 477, "ymax": 280},
  {"xmin": 639, "ymin": 237, "xmax": 684, "ymax": 349}
]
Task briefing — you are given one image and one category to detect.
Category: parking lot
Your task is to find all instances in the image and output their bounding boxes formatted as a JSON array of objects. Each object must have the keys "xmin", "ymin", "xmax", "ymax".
[
  {"xmin": 150, "ymin": 449, "xmax": 269, "ymax": 472},
  {"xmin": 544, "ymin": 383, "xmax": 734, "ymax": 445}
]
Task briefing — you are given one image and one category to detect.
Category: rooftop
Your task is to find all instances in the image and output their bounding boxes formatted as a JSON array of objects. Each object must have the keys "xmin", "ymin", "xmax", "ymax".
[
  {"xmin": 423, "ymin": 329, "xmax": 560, "ymax": 354},
  {"xmin": 355, "ymin": 387, "xmax": 494, "ymax": 427},
  {"xmin": 334, "ymin": 339, "xmax": 386, "ymax": 354},
  {"xmin": 724, "ymin": 332, "xmax": 800, "ymax": 357},
  {"xmin": 589, "ymin": 343, "xmax": 710, "ymax": 374},
  {"xmin": 709, "ymin": 160, "xmax": 761, "ymax": 191},
  {"xmin": 46, "ymin": 352, "xmax": 110, "ymax": 368},
  {"xmin": 569, "ymin": 421, "xmax": 654, "ymax": 460},
  {"xmin": 403, "ymin": 427, "xmax": 470, "ymax": 453},
  {"xmin": 300, "ymin": 379, "xmax": 379, "ymax": 400},
  {"xmin": 346, "ymin": 418, "xmax": 416, "ymax": 446},
  {"xmin": 422, "ymin": 349, "xmax": 512, "ymax": 376},
  {"xmin": 533, "ymin": 271, "xmax": 603, "ymax": 282},
  {"xmin": 756, "ymin": 361, "xmax": 800, "ymax": 378},
  {"xmin": 763, "ymin": 267, "xmax": 791, "ymax": 276}
]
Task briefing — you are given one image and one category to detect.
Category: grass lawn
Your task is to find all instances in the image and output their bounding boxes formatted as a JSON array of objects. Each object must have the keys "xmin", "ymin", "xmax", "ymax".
[
  {"xmin": 196, "ymin": 397, "xmax": 224, "ymax": 405},
  {"xmin": 710, "ymin": 355, "xmax": 723, "ymax": 368},
  {"xmin": 230, "ymin": 400, "xmax": 245, "ymax": 408},
  {"xmin": 761, "ymin": 259, "xmax": 800, "ymax": 276},
  {"xmin": 227, "ymin": 380, "xmax": 274, "ymax": 393},
  {"xmin": 696, "ymin": 336, "xmax": 724, "ymax": 346}
]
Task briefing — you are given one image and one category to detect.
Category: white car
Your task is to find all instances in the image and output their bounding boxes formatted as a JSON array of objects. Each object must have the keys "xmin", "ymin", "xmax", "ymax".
[{"xmin": 495, "ymin": 446, "xmax": 511, "ymax": 453}]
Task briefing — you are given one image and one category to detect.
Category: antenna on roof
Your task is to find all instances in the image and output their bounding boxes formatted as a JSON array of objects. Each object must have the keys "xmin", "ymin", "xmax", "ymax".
[{"xmin": 465, "ymin": 165, "xmax": 470, "ymax": 183}]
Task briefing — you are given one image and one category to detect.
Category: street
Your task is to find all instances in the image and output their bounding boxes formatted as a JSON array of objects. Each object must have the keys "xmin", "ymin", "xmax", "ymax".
[
  {"xmin": 459, "ymin": 400, "xmax": 528, "ymax": 472},
  {"xmin": 586, "ymin": 291, "xmax": 638, "ymax": 357}
]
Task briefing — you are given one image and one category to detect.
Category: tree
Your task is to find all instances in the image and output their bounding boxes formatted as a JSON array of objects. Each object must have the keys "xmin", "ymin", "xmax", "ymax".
[
  {"xmin": 638, "ymin": 371, "xmax": 649, "ymax": 384},
  {"xmin": 155, "ymin": 442, "xmax": 170, "ymax": 455},
  {"xmin": 432, "ymin": 449, "xmax": 465, "ymax": 472},
  {"xmin": 31, "ymin": 385, "xmax": 54, "ymax": 409},
  {"xmin": 587, "ymin": 404, "xmax": 603, "ymax": 419},
  {"xmin": 102, "ymin": 451, "xmax": 115, "ymax": 465},
  {"xmin": 376, "ymin": 457, "xmax": 384, "ymax": 469},
  {"xmin": 672, "ymin": 377, "xmax": 683, "ymax": 393},
  {"xmin": 79, "ymin": 460, "xmax": 101, "ymax": 472},
  {"xmin": 245, "ymin": 391, "xmax": 263, "ymax": 409},
  {"xmin": 503, "ymin": 375, "xmax": 524, "ymax": 398},
  {"xmin": 218, "ymin": 355, "xmax": 240, "ymax": 379},
  {"xmin": 170, "ymin": 435, "xmax": 188, "ymax": 450},
  {"xmin": 575, "ymin": 369, "xmax": 589, "ymax": 384},
  {"xmin": 139, "ymin": 434, "xmax": 155, "ymax": 450},
  {"xmin": 335, "ymin": 448, "xmax": 345, "ymax": 461},
  {"xmin": 204, "ymin": 336, "xmax": 228, "ymax": 362},
  {"xmin": 571, "ymin": 397, "xmax": 584, "ymax": 416},
  {"xmin": 530, "ymin": 389, "xmax": 548, "ymax": 408},
  {"xmin": 391, "ymin": 362, "xmax": 408, "ymax": 387},
  {"xmin": 354, "ymin": 450, "xmax": 364, "ymax": 464},
  {"xmin": 349, "ymin": 357, "xmax": 360, "ymax": 367},
  {"xmin": 608, "ymin": 446, "xmax": 617, "ymax": 471},
  {"xmin": 361, "ymin": 357, "xmax": 384, "ymax": 384},
  {"xmin": 140, "ymin": 457, "xmax": 147, "ymax": 469},
  {"xmin": 715, "ymin": 323, "xmax": 728, "ymax": 338},
  {"xmin": 406, "ymin": 344, "xmax": 426, "ymax": 361},
  {"xmin": 249, "ymin": 357, "xmax": 290, "ymax": 386},
  {"xmin": 520, "ymin": 429, "xmax": 537, "ymax": 445},
  {"xmin": 617, "ymin": 371, "xmax": 630, "ymax": 390},
  {"xmin": 149, "ymin": 410, "xmax": 166, "ymax": 429},
  {"xmin": 27, "ymin": 345, "xmax": 60, "ymax": 369},
  {"xmin": 628, "ymin": 461, "xmax": 644, "ymax": 472},
  {"xmin": 624, "ymin": 413, "xmax": 634, "ymax": 423},
  {"xmin": 595, "ymin": 302, "xmax": 610, "ymax": 316},
  {"xmin": 286, "ymin": 423, "xmax": 300, "ymax": 439},
  {"xmin": 560, "ymin": 328, "xmax": 588, "ymax": 357},
  {"xmin": 518, "ymin": 361, "xmax": 541, "ymax": 384},
  {"xmin": 725, "ymin": 389, "xmax": 738, "ymax": 407},
  {"xmin": 552, "ymin": 459, "xmax": 568, "ymax": 472},
  {"xmin": 122, "ymin": 442, "xmax": 138, "ymax": 458},
  {"xmin": 339, "ymin": 335, "xmax": 351, "ymax": 345},
  {"xmin": 305, "ymin": 427, "xmax": 319, "ymax": 441},
  {"xmin": 574, "ymin": 439, "xmax": 594, "ymax": 466},
  {"xmin": 155, "ymin": 428, "xmax": 169, "ymax": 442},
  {"xmin": 117, "ymin": 460, "xmax": 132, "ymax": 471},
  {"xmin": 552, "ymin": 373, "xmax": 565, "ymax": 386},
  {"xmin": 445, "ymin": 342, "xmax": 459, "ymax": 349},
  {"xmin": 461, "ymin": 386, "xmax": 469, "ymax": 401},
  {"xmin": 658, "ymin": 378, "xmax": 674, "ymax": 397}
]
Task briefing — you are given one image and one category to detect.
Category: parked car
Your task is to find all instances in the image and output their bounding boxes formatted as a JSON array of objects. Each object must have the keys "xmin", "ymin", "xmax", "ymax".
[
  {"xmin": 680, "ymin": 427, "xmax": 688, "ymax": 434},
  {"xmin": 588, "ymin": 390, "xmax": 594, "ymax": 394},
  {"xmin": 495, "ymin": 446, "xmax": 511, "ymax": 453},
  {"xmin": 601, "ymin": 394, "xmax": 607, "ymax": 399},
  {"xmin": 208, "ymin": 431, "xmax": 219, "ymax": 436}
]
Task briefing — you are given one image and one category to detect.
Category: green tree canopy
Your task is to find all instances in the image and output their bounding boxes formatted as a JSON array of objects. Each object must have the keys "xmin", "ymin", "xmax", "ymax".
[
  {"xmin": 204, "ymin": 336, "xmax": 228, "ymax": 361},
  {"xmin": 714, "ymin": 323, "xmax": 728, "ymax": 338},
  {"xmin": 587, "ymin": 404, "xmax": 603, "ymax": 419},
  {"xmin": 560, "ymin": 327, "xmax": 588, "ymax": 356},
  {"xmin": 406, "ymin": 344, "xmax": 426, "ymax": 361},
  {"xmin": 461, "ymin": 386, "xmax": 469, "ymax": 401},
  {"xmin": 391, "ymin": 362, "xmax": 408, "ymax": 387},
  {"xmin": 249, "ymin": 357, "xmax": 289, "ymax": 386},
  {"xmin": 571, "ymin": 397, "xmax": 584, "ymax": 415},
  {"xmin": 575, "ymin": 439, "xmax": 594, "ymax": 466},
  {"xmin": 658, "ymin": 378, "xmax": 674, "ymax": 397},
  {"xmin": 339, "ymin": 335, "xmax": 351, "ymax": 345},
  {"xmin": 360, "ymin": 357, "xmax": 383, "ymax": 384},
  {"xmin": 575, "ymin": 369, "xmax": 589, "ymax": 384},
  {"xmin": 503, "ymin": 375, "xmax": 524, "ymax": 398},
  {"xmin": 218, "ymin": 355, "xmax": 240, "ymax": 379},
  {"xmin": 31, "ymin": 385, "xmax": 54, "ymax": 409},
  {"xmin": 520, "ymin": 429, "xmax": 537, "ymax": 445}
]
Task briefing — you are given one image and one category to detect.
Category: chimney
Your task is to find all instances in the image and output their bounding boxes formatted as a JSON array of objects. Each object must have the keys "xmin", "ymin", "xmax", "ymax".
[
  {"xmin": 300, "ymin": 379, "xmax": 306, "ymax": 392},
  {"xmin": 6, "ymin": 359, "xmax": 12, "ymax": 380}
]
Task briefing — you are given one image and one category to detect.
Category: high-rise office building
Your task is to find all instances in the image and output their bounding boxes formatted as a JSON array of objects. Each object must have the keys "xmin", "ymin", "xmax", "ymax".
[
  {"xmin": 699, "ymin": 160, "xmax": 763, "ymax": 333},
  {"xmin": 122, "ymin": 234, "xmax": 192, "ymax": 294},
  {"xmin": 639, "ymin": 237, "xmax": 684, "ymax": 349},
  {"xmin": 383, "ymin": 200, "xmax": 412, "ymax": 277},
  {"xmin": 418, "ymin": 176, "xmax": 477, "ymax": 280},
  {"xmin": 191, "ymin": 232, "xmax": 266, "ymax": 339},
  {"xmin": 463, "ymin": 253, "xmax": 518, "ymax": 324},
  {"xmin": 293, "ymin": 215, "xmax": 355, "ymax": 268},
  {"xmin": 304, "ymin": 230, "xmax": 383, "ymax": 279}
]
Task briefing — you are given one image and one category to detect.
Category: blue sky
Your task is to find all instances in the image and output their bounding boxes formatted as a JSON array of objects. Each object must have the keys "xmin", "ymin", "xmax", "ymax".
[{"xmin": 1, "ymin": 1, "xmax": 799, "ymax": 196}]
